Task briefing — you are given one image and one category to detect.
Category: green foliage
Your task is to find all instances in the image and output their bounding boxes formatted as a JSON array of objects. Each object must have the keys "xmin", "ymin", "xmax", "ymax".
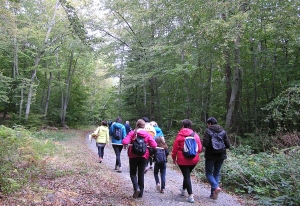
[
  {"xmin": 262, "ymin": 85, "xmax": 300, "ymax": 132},
  {"xmin": 0, "ymin": 125, "xmax": 62, "ymax": 194},
  {"xmin": 217, "ymin": 148, "xmax": 299, "ymax": 205}
]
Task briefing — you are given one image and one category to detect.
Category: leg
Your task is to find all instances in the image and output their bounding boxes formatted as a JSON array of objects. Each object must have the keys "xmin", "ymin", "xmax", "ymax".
[
  {"xmin": 205, "ymin": 158, "xmax": 218, "ymax": 196},
  {"xmin": 160, "ymin": 162, "xmax": 167, "ymax": 190},
  {"xmin": 112, "ymin": 145, "xmax": 119, "ymax": 167},
  {"xmin": 213, "ymin": 158, "xmax": 224, "ymax": 187},
  {"xmin": 178, "ymin": 165, "xmax": 195, "ymax": 195},
  {"xmin": 153, "ymin": 163, "xmax": 160, "ymax": 185},
  {"xmin": 149, "ymin": 156, "xmax": 153, "ymax": 168},
  {"xmin": 129, "ymin": 158, "xmax": 138, "ymax": 190},
  {"xmin": 137, "ymin": 157, "xmax": 147, "ymax": 197}
]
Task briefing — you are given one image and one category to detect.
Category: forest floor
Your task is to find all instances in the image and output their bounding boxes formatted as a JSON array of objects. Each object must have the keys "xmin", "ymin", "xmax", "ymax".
[{"xmin": 0, "ymin": 130, "xmax": 251, "ymax": 206}]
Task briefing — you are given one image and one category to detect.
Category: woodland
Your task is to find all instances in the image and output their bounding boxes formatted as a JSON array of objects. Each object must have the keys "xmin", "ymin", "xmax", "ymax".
[{"xmin": 0, "ymin": 0, "xmax": 300, "ymax": 205}]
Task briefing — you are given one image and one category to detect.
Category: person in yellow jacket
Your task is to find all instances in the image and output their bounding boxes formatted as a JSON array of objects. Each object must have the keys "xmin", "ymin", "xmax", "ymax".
[{"xmin": 92, "ymin": 120, "xmax": 110, "ymax": 163}]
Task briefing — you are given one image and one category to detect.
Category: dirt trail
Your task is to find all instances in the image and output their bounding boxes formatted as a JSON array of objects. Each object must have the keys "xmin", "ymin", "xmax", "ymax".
[{"xmin": 86, "ymin": 132, "xmax": 243, "ymax": 206}]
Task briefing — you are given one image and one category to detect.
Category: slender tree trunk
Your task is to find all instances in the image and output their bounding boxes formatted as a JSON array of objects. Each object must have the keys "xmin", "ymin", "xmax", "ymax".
[
  {"xmin": 24, "ymin": 0, "xmax": 59, "ymax": 121},
  {"xmin": 226, "ymin": 36, "xmax": 242, "ymax": 130},
  {"xmin": 44, "ymin": 72, "xmax": 52, "ymax": 120}
]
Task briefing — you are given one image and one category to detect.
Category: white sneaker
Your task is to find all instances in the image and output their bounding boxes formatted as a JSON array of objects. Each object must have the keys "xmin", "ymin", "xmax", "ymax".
[
  {"xmin": 117, "ymin": 166, "xmax": 122, "ymax": 173},
  {"xmin": 180, "ymin": 187, "xmax": 186, "ymax": 196},
  {"xmin": 187, "ymin": 196, "xmax": 194, "ymax": 203}
]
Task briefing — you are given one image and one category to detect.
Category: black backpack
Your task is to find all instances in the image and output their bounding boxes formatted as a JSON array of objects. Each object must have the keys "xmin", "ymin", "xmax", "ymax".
[
  {"xmin": 132, "ymin": 134, "xmax": 147, "ymax": 155},
  {"xmin": 207, "ymin": 129, "xmax": 226, "ymax": 153},
  {"xmin": 155, "ymin": 148, "xmax": 166, "ymax": 164},
  {"xmin": 113, "ymin": 127, "xmax": 122, "ymax": 140}
]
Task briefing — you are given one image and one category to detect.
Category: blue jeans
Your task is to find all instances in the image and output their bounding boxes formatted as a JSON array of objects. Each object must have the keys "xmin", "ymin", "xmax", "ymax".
[
  {"xmin": 154, "ymin": 162, "xmax": 166, "ymax": 190},
  {"xmin": 205, "ymin": 158, "xmax": 224, "ymax": 195}
]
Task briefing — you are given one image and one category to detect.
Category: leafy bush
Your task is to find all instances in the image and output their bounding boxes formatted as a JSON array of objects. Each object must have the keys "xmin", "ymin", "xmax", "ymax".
[
  {"xmin": 222, "ymin": 147, "xmax": 300, "ymax": 205},
  {"xmin": 195, "ymin": 143, "xmax": 300, "ymax": 205},
  {"xmin": 0, "ymin": 125, "xmax": 60, "ymax": 194}
]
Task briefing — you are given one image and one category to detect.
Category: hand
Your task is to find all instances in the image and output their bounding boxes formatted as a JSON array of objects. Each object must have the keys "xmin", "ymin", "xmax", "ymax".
[{"xmin": 173, "ymin": 159, "xmax": 177, "ymax": 165}]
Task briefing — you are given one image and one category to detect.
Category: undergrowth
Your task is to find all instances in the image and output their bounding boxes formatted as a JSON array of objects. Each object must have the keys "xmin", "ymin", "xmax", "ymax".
[
  {"xmin": 0, "ymin": 125, "xmax": 74, "ymax": 194},
  {"xmin": 195, "ymin": 131, "xmax": 300, "ymax": 206}
]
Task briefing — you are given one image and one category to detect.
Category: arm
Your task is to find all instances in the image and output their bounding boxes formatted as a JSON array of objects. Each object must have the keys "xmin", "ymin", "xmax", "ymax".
[
  {"xmin": 106, "ymin": 127, "xmax": 109, "ymax": 144},
  {"xmin": 92, "ymin": 127, "xmax": 100, "ymax": 135},
  {"xmin": 147, "ymin": 135, "xmax": 158, "ymax": 148},
  {"xmin": 202, "ymin": 130, "xmax": 210, "ymax": 148},
  {"xmin": 121, "ymin": 126, "xmax": 127, "ymax": 139},
  {"xmin": 195, "ymin": 133, "xmax": 203, "ymax": 153},
  {"xmin": 122, "ymin": 130, "xmax": 134, "ymax": 145},
  {"xmin": 165, "ymin": 148, "xmax": 170, "ymax": 157},
  {"xmin": 171, "ymin": 137, "xmax": 179, "ymax": 163},
  {"xmin": 224, "ymin": 132, "xmax": 231, "ymax": 149},
  {"xmin": 109, "ymin": 124, "xmax": 114, "ymax": 137}
]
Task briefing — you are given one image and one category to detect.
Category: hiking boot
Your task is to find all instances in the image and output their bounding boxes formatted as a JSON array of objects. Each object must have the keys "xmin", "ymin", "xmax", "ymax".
[
  {"xmin": 133, "ymin": 188, "xmax": 140, "ymax": 198},
  {"xmin": 156, "ymin": 183, "xmax": 160, "ymax": 191},
  {"xmin": 117, "ymin": 167, "xmax": 122, "ymax": 173},
  {"xmin": 160, "ymin": 189, "xmax": 165, "ymax": 194},
  {"xmin": 180, "ymin": 187, "xmax": 186, "ymax": 196},
  {"xmin": 114, "ymin": 165, "xmax": 118, "ymax": 170},
  {"xmin": 211, "ymin": 187, "xmax": 221, "ymax": 200},
  {"xmin": 187, "ymin": 196, "xmax": 194, "ymax": 203}
]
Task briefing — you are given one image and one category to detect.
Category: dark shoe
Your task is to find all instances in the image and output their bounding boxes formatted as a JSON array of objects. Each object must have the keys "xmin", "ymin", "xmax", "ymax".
[
  {"xmin": 144, "ymin": 167, "xmax": 149, "ymax": 174},
  {"xmin": 133, "ymin": 188, "xmax": 140, "ymax": 198},
  {"xmin": 160, "ymin": 189, "xmax": 165, "ymax": 194},
  {"xmin": 211, "ymin": 187, "xmax": 221, "ymax": 200}
]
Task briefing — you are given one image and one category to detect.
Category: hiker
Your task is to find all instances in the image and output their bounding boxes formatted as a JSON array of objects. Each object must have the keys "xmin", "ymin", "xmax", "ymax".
[
  {"xmin": 125, "ymin": 120, "xmax": 132, "ymax": 134},
  {"xmin": 172, "ymin": 119, "xmax": 202, "ymax": 203},
  {"xmin": 92, "ymin": 120, "xmax": 109, "ymax": 163},
  {"xmin": 150, "ymin": 121, "xmax": 164, "ymax": 140},
  {"xmin": 109, "ymin": 117, "xmax": 127, "ymax": 173},
  {"xmin": 203, "ymin": 117, "xmax": 231, "ymax": 200},
  {"xmin": 143, "ymin": 117, "xmax": 156, "ymax": 173},
  {"xmin": 122, "ymin": 119, "xmax": 157, "ymax": 198},
  {"xmin": 153, "ymin": 136, "xmax": 169, "ymax": 194}
]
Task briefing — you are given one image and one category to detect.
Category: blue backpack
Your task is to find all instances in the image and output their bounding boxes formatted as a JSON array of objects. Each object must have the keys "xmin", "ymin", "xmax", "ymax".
[{"xmin": 183, "ymin": 132, "xmax": 198, "ymax": 158}]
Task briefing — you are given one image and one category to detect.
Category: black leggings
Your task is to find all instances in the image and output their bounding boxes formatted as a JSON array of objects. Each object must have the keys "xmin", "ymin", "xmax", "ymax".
[
  {"xmin": 178, "ymin": 165, "xmax": 196, "ymax": 195},
  {"xmin": 129, "ymin": 157, "xmax": 147, "ymax": 196},
  {"xmin": 112, "ymin": 145, "xmax": 123, "ymax": 167}
]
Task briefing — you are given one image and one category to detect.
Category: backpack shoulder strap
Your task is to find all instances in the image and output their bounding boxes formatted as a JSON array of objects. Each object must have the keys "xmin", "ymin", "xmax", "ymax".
[{"xmin": 185, "ymin": 132, "xmax": 194, "ymax": 138}]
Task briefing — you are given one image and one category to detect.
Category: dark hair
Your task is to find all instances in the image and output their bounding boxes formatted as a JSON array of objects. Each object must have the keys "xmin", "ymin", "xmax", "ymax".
[
  {"xmin": 101, "ymin": 120, "xmax": 107, "ymax": 126},
  {"xmin": 115, "ymin": 117, "xmax": 122, "ymax": 123},
  {"xmin": 207, "ymin": 117, "xmax": 218, "ymax": 125},
  {"xmin": 182, "ymin": 119, "xmax": 192, "ymax": 128},
  {"xmin": 142, "ymin": 117, "xmax": 149, "ymax": 123}
]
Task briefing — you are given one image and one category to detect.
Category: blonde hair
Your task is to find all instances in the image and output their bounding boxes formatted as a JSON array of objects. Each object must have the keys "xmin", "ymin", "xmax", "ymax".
[{"xmin": 150, "ymin": 121, "xmax": 158, "ymax": 127}]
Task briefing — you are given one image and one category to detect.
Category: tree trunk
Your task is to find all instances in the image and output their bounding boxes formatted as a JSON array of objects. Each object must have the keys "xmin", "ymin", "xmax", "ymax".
[
  {"xmin": 24, "ymin": 0, "xmax": 59, "ymax": 121},
  {"xmin": 44, "ymin": 72, "xmax": 52, "ymax": 120},
  {"xmin": 226, "ymin": 36, "xmax": 242, "ymax": 130}
]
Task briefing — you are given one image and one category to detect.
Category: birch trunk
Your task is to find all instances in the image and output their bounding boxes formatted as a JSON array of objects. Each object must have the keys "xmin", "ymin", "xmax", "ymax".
[{"xmin": 24, "ymin": 0, "xmax": 59, "ymax": 121}]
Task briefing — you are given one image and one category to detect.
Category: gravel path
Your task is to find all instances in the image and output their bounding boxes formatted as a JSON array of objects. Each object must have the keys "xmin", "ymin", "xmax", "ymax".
[{"xmin": 86, "ymin": 133, "xmax": 243, "ymax": 206}]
